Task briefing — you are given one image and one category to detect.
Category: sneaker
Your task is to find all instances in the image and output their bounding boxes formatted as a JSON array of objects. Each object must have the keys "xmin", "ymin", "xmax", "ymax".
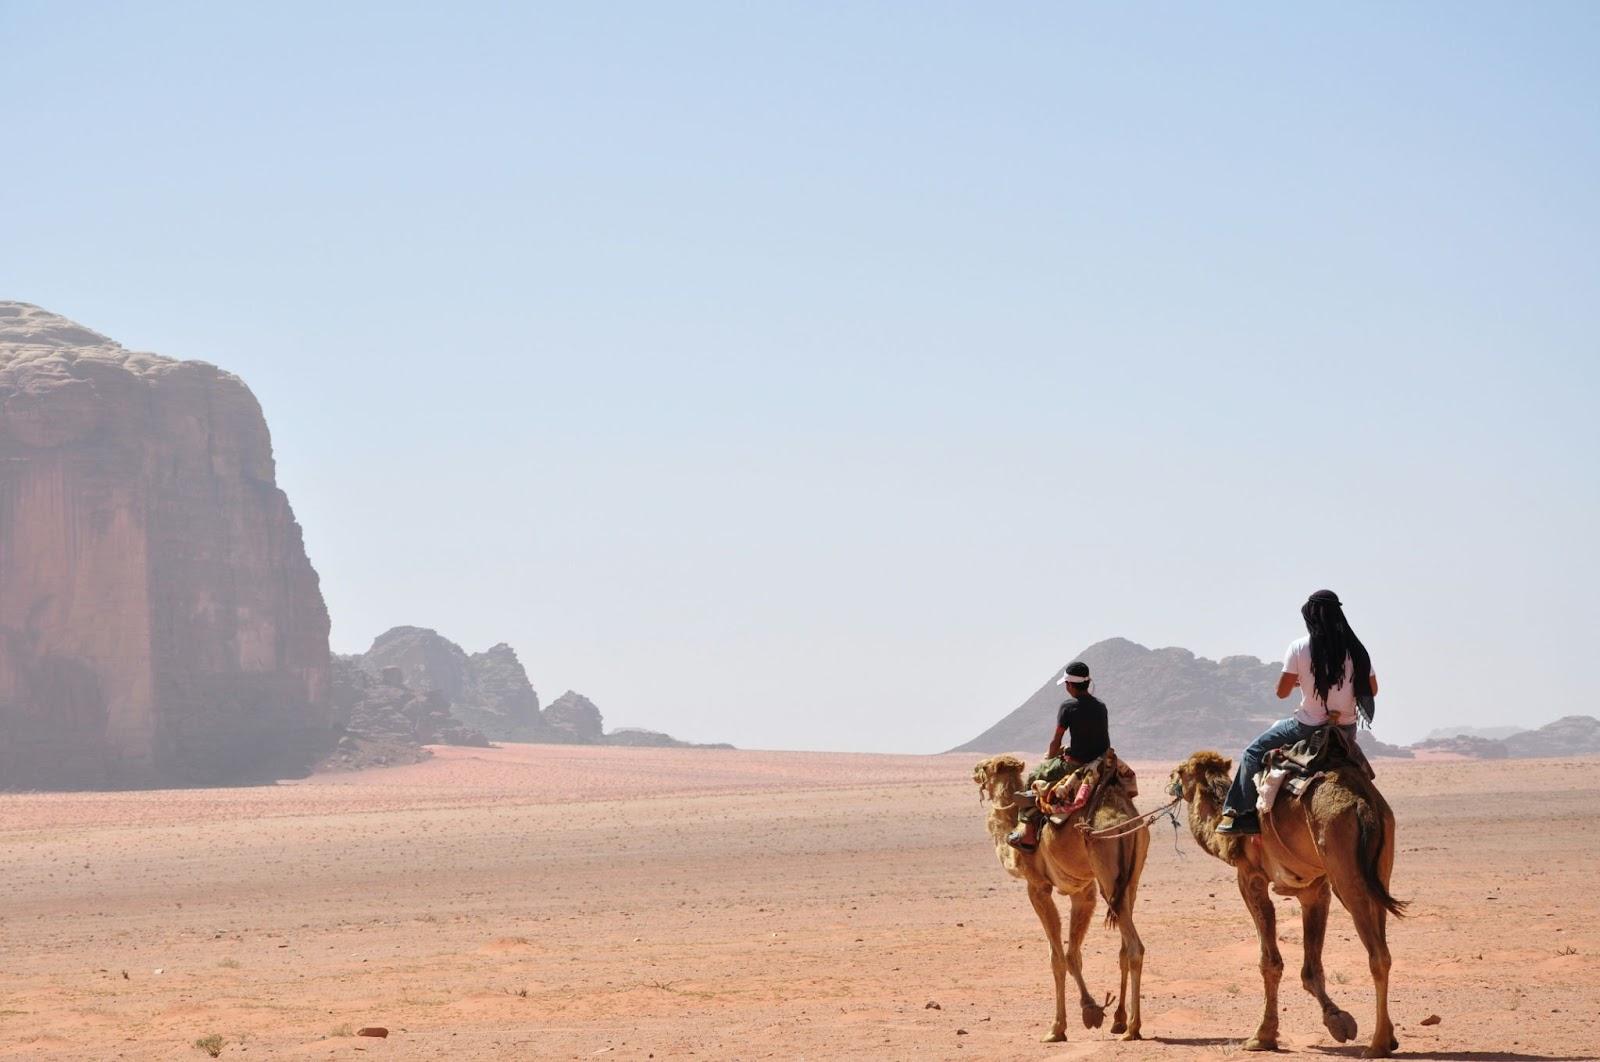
[
  {"xmin": 1006, "ymin": 825, "xmax": 1039, "ymax": 852},
  {"xmin": 1216, "ymin": 811, "xmax": 1260, "ymax": 835}
]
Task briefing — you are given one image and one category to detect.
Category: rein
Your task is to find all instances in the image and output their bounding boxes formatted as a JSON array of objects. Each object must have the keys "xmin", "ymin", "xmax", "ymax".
[{"xmin": 1076, "ymin": 796, "xmax": 1181, "ymax": 840}]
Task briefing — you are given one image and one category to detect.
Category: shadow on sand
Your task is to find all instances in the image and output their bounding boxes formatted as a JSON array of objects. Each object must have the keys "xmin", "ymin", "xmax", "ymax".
[
  {"xmin": 1309, "ymin": 1047, "xmax": 1590, "ymax": 1062},
  {"xmin": 1154, "ymin": 1040, "xmax": 1587, "ymax": 1061}
]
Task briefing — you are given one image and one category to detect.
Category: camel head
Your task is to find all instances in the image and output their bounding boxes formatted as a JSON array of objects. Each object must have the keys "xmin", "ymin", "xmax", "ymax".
[
  {"xmin": 973, "ymin": 754, "xmax": 1027, "ymax": 806},
  {"xmin": 1168, "ymin": 750, "xmax": 1232, "ymax": 803}
]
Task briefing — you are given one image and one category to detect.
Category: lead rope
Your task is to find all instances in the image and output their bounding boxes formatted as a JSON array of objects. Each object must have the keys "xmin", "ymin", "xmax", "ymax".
[{"xmin": 1076, "ymin": 796, "xmax": 1181, "ymax": 841}]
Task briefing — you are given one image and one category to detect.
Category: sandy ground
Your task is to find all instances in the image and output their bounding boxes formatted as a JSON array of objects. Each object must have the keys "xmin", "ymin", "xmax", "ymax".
[{"xmin": 0, "ymin": 744, "xmax": 1596, "ymax": 1061}]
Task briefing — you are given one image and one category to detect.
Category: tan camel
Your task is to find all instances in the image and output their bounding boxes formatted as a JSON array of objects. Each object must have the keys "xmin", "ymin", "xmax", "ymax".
[
  {"xmin": 1167, "ymin": 750, "xmax": 1406, "ymax": 1058},
  {"xmin": 973, "ymin": 755, "xmax": 1150, "ymax": 1042}
]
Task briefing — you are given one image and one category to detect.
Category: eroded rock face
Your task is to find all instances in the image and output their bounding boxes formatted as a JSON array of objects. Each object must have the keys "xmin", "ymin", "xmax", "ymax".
[
  {"xmin": 0, "ymin": 302, "xmax": 331, "ymax": 787},
  {"xmin": 360, "ymin": 627, "xmax": 546, "ymax": 740}
]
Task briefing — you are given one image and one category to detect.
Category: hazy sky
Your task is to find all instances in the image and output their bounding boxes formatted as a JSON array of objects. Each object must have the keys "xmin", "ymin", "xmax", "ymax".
[{"xmin": 3, "ymin": 3, "xmax": 1596, "ymax": 752}]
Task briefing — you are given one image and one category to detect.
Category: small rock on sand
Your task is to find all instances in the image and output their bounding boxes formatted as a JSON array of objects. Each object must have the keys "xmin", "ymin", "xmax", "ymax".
[
  {"xmin": 1421, "ymin": 1014, "xmax": 1442, "ymax": 1026},
  {"xmin": 357, "ymin": 1027, "xmax": 389, "ymax": 1037}
]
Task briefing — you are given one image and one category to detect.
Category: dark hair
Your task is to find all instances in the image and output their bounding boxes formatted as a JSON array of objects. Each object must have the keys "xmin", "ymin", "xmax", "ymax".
[{"xmin": 1301, "ymin": 590, "xmax": 1374, "ymax": 724}]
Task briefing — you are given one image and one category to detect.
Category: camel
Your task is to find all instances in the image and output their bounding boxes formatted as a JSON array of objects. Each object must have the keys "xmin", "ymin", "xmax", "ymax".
[
  {"xmin": 1167, "ymin": 748, "xmax": 1406, "ymax": 1058},
  {"xmin": 973, "ymin": 755, "xmax": 1150, "ymax": 1042}
]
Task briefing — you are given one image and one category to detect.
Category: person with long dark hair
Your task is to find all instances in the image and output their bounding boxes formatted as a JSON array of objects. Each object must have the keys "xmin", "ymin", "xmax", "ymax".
[{"xmin": 1216, "ymin": 590, "xmax": 1379, "ymax": 835}]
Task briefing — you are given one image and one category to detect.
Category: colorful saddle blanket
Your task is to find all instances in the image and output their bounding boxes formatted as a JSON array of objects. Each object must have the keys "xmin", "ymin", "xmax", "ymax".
[{"xmin": 1035, "ymin": 748, "xmax": 1138, "ymax": 824}]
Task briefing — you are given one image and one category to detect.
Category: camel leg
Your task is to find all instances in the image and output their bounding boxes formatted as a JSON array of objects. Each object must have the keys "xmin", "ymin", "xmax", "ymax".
[
  {"xmin": 1298, "ymin": 880, "xmax": 1358, "ymax": 1043},
  {"xmin": 1026, "ymin": 883, "xmax": 1069, "ymax": 1042},
  {"xmin": 1065, "ymin": 886, "xmax": 1106, "ymax": 1030},
  {"xmin": 1329, "ymin": 871, "xmax": 1397, "ymax": 1059},
  {"xmin": 1112, "ymin": 865, "xmax": 1145, "ymax": 1040},
  {"xmin": 1237, "ymin": 867, "xmax": 1283, "ymax": 1051}
]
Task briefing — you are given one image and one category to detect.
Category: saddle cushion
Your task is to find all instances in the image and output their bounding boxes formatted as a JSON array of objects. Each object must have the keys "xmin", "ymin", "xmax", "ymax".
[{"xmin": 1038, "ymin": 748, "xmax": 1138, "ymax": 823}]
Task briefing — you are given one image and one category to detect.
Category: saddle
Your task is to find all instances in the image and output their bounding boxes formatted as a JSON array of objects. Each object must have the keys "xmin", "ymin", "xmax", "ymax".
[
  {"xmin": 1037, "ymin": 748, "xmax": 1138, "ymax": 825},
  {"xmin": 1255, "ymin": 724, "xmax": 1374, "ymax": 814}
]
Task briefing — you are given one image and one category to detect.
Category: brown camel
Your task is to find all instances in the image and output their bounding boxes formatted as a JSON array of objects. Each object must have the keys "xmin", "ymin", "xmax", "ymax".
[
  {"xmin": 1168, "ymin": 749, "xmax": 1406, "ymax": 1058},
  {"xmin": 973, "ymin": 755, "xmax": 1150, "ymax": 1043}
]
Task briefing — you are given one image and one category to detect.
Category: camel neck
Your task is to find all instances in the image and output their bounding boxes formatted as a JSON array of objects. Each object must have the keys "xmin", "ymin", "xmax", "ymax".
[
  {"xmin": 985, "ymin": 783, "xmax": 1024, "ymax": 846},
  {"xmin": 1188, "ymin": 782, "xmax": 1240, "ymax": 863}
]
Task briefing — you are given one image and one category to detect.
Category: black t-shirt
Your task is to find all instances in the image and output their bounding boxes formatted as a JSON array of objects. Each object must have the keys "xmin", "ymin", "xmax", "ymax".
[{"xmin": 1057, "ymin": 694, "xmax": 1110, "ymax": 763}]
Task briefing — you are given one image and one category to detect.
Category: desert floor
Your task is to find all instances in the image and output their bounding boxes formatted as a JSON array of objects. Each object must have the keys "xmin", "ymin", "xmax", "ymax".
[{"xmin": 0, "ymin": 746, "xmax": 1596, "ymax": 1061}]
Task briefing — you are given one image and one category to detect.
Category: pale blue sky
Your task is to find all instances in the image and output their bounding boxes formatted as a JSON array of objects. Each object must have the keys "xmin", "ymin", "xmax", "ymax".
[{"xmin": 3, "ymin": 2, "xmax": 1596, "ymax": 751}]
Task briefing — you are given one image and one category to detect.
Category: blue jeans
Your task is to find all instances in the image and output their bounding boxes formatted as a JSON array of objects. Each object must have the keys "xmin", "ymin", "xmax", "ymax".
[{"xmin": 1223, "ymin": 718, "xmax": 1358, "ymax": 816}]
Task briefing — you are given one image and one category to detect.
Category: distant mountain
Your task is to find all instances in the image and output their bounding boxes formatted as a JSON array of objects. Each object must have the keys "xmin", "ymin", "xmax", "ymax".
[
  {"xmin": 1503, "ymin": 716, "xmax": 1600, "ymax": 757},
  {"xmin": 1412, "ymin": 715, "xmax": 1600, "ymax": 759},
  {"xmin": 1422, "ymin": 725, "xmax": 1527, "ymax": 742},
  {"xmin": 952, "ymin": 637, "xmax": 1412, "ymax": 760}
]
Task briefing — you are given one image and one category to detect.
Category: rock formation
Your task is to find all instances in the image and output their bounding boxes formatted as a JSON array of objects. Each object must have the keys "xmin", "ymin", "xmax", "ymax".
[
  {"xmin": 0, "ymin": 302, "xmax": 330, "ymax": 787},
  {"xmin": 543, "ymin": 690, "xmax": 604, "ymax": 744},
  {"xmin": 1422, "ymin": 724, "xmax": 1527, "ymax": 742},
  {"xmin": 952, "ymin": 637, "xmax": 1412, "ymax": 760},
  {"xmin": 1412, "ymin": 715, "xmax": 1600, "ymax": 759},
  {"xmin": 1502, "ymin": 715, "xmax": 1600, "ymax": 757},
  {"xmin": 350, "ymin": 625, "xmax": 722, "ymax": 748},
  {"xmin": 324, "ymin": 656, "xmax": 487, "ymax": 769}
]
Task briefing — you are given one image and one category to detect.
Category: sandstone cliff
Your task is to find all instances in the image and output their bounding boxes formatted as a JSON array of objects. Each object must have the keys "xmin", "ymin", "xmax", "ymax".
[{"xmin": 0, "ymin": 302, "xmax": 331, "ymax": 787}]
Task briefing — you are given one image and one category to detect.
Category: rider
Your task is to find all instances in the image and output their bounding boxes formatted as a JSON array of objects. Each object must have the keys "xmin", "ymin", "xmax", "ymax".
[
  {"xmin": 1216, "ymin": 590, "xmax": 1379, "ymax": 835},
  {"xmin": 1007, "ymin": 660, "xmax": 1111, "ymax": 851}
]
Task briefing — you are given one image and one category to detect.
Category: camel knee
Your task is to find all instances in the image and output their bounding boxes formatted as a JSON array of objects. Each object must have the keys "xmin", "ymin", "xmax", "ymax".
[{"xmin": 1261, "ymin": 955, "xmax": 1284, "ymax": 979}]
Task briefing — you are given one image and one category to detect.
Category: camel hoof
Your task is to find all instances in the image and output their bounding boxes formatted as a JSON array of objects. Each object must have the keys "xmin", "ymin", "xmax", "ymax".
[
  {"xmin": 1324, "ymin": 1009, "xmax": 1359, "ymax": 1043},
  {"xmin": 1361, "ymin": 1046, "xmax": 1392, "ymax": 1059},
  {"xmin": 1110, "ymin": 1019, "xmax": 1127, "ymax": 1035},
  {"xmin": 1120, "ymin": 1029, "xmax": 1143, "ymax": 1042},
  {"xmin": 1081, "ymin": 1006, "xmax": 1105, "ymax": 1030},
  {"xmin": 1243, "ymin": 1038, "xmax": 1278, "ymax": 1052},
  {"xmin": 1041, "ymin": 1029, "xmax": 1067, "ymax": 1043}
]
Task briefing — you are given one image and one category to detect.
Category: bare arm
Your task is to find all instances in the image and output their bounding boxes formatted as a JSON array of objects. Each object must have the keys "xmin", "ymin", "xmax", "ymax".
[
  {"xmin": 1046, "ymin": 725, "xmax": 1065, "ymax": 761},
  {"xmin": 1276, "ymin": 672, "xmax": 1298, "ymax": 699}
]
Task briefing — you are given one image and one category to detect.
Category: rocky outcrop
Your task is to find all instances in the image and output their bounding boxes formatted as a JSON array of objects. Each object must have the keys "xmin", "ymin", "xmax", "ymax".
[
  {"xmin": 0, "ymin": 302, "xmax": 331, "ymax": 788},
  {"xmin": 1411, "ymin": 734, "xmax": 1510, "ymax": 759},
  {"xmin": 952, "ymin": 637, "xmax": 1411, "ymax": 760},
  {"xmin": 542, "ymin": 690, "xmax": 604, "ymax": 744},
  {"xmin": 361, "ymin": 627, "xmax": 473, "ymax": 705},
  {"xmin": 323, "ymin": 656, "xmax": 487, "ymax": 769},
  {"xmin": 359, "ymin": 627, "xmax": 544, "ymax": 740},
  {"xmin": 350, "ymin": 626, "xmax": 722, "ymax": 748},
  {"xmin": 602, "ymin": 727, "xmax": 734, "ymax": 750},
  {"xmin": 1422, "ymin": 725, "xmax": 1526, "ymax": 742}
]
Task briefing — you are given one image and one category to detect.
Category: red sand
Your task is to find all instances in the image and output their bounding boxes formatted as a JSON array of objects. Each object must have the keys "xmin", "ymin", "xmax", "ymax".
[{"xmin": 0, "ymin": 745, "xmax": 1595, "ymax": 1059}]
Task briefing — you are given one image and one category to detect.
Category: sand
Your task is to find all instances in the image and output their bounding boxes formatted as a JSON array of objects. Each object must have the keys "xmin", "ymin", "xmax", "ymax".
[{"xmin": 0, "ymin": 744, "xmax": 1596, "ymax": 1060}]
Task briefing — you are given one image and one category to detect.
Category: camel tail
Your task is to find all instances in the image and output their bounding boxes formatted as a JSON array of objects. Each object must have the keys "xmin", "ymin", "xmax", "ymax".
[
  {"xmin": 1357, "ymin": 805, "xmax": 1408, "ymax": 918},
  {"xmin": 1102, "ymin": 834, "xmax": 1135, "ymax": 928}
]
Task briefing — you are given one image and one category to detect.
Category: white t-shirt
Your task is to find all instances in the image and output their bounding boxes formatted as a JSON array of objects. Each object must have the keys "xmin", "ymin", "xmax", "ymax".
[{"xmin": 1282, "ymin": 635, "xmax": 1365, "ymax": 726}]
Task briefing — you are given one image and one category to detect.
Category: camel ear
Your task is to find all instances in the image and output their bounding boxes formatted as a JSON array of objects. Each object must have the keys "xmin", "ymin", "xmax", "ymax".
[{"xmin": 1224, "ymin": 758, "xmax": 1233, "ymax": 772}]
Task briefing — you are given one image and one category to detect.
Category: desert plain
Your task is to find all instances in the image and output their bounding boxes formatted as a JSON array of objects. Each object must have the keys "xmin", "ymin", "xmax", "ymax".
[{"xmin": 1, "ymin": 745, "xmax": 1596, "ymax": 1061}]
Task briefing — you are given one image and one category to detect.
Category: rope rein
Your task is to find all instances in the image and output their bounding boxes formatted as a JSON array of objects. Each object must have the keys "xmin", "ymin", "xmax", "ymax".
[{"xmin": 1076, "ymin": 796, "xmax": 1182, "ymax": 840}]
